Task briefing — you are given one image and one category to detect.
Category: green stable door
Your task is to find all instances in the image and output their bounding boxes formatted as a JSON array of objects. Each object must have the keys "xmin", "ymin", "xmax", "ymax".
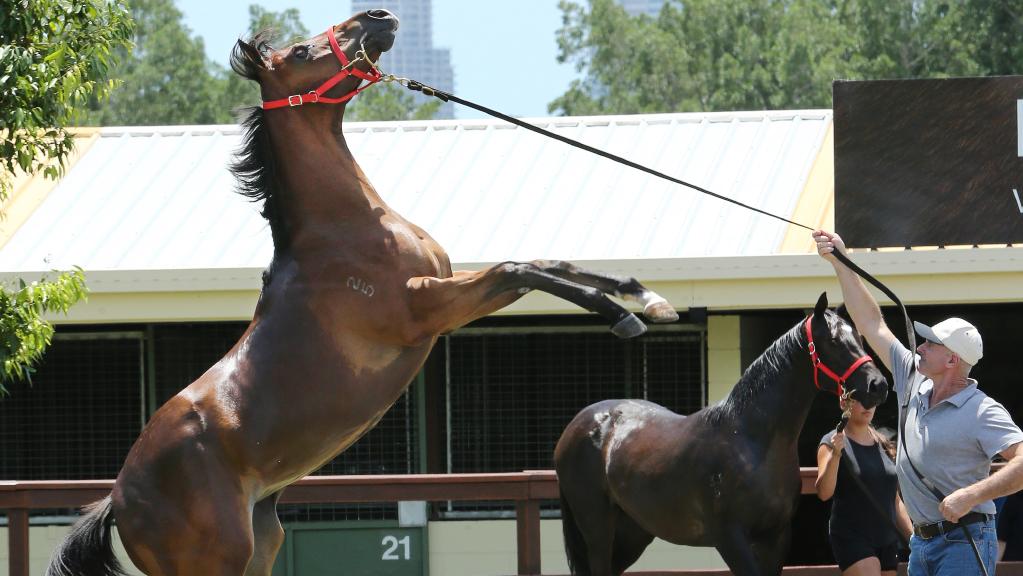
[{"xmin": 272, "ymin": 521, "xmax": 427, "ymax": 576}]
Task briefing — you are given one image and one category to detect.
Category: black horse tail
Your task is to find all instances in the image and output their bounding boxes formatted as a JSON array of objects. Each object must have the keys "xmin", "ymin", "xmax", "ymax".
[
  {"xmin": 560, "ymin": 489, "xmax": 590, "ymax": 575},
  {"xmin": 47, "ymin": 495, "xmax": 130, "ymax": 576}
]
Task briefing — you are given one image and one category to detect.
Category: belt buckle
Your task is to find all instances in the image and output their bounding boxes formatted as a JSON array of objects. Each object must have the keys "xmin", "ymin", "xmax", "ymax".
[{"xmin": 914, "ymin": 521, "xmax": 941, "ymax": 540}]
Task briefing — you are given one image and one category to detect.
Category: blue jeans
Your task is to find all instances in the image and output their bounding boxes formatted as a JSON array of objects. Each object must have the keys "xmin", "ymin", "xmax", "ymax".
[{"xmin": 908, "ymin": 519, "xmax": 996, "ymax": 576}]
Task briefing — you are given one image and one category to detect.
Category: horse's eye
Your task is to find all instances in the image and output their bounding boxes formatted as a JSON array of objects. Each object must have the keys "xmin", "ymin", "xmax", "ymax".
[{"xmin": 293, "ymin": 45, "xmax": 309, "ymax": 59}]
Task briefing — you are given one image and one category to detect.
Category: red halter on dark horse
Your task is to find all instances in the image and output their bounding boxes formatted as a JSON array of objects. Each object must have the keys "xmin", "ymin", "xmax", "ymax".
[
  {"xmin": 47, "ymin": 9, "xmax": 677, "ymax": 576},
  {"xmin": 554, "ymin": 293, "xmax": 888, "ymax": 576}
]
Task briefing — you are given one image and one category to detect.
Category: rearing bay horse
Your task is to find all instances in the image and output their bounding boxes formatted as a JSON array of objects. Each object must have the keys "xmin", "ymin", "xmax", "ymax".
[
  {"xmin": 47, "ymin": 10, "xmax": 677, "ymax": 576},
  {"xmin": 554, "ymin": 294, "xmax": 889, "ymax": 576}
]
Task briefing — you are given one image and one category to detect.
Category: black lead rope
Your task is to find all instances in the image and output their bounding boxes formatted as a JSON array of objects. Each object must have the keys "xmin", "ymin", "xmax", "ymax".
[
  {"xmin": 400, "ymin": 80, "xmax": 813, "ymax": 232},
  {"xmin": 399, "ymin": 78, "xmax": 989, "ymax": 574}
]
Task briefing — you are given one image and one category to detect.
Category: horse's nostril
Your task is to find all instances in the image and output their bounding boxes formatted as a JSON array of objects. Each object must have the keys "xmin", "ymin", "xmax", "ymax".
[{"xmin": 367, "ymin": 9, "xmax": 393, "ymax": 19}]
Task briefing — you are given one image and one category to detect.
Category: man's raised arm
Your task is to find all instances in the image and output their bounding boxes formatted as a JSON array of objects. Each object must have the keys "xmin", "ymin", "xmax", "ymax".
[{"xmin": 813, "ymin": 230, "xmax": 899, "ymax": 372}]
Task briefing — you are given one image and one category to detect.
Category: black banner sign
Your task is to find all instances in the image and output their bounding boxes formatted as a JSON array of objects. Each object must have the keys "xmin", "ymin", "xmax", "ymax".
[{"xmin": 834, "ymin": 76, "xmax": 1023, "ymax": 248}]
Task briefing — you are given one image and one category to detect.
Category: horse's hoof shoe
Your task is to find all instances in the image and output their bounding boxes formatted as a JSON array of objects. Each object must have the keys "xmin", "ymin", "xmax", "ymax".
[
  {"xmin": 643, "ymin": 298, "xmax": 679, "ymax": 323},
  {"xmin": 611, "ymin": 315, "xmax": 647, "ymax": 339}
]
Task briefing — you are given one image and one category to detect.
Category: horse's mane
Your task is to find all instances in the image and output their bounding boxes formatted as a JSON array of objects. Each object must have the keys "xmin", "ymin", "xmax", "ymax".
[
  {"xmin": 228, "ymin": 30, "xmax": 288, "ymax": 252},
  {"xmin": 705, "ymin": 318, "xmax": 806, "ymax": 426}
]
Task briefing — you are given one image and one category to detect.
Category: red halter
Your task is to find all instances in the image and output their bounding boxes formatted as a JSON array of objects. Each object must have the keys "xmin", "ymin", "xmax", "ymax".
[
  {"xmin": 804, "ymin": 315, "xmax": 873, "ymax": 397},
  {"xmin": 262, "ymin": 28, "xmax": 383, "ymax": 110}
]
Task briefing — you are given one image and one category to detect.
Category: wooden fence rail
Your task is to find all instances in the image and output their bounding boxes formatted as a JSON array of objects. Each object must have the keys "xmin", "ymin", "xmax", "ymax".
[
  {"xmin": 3, "ymin": 468, "xmax": 1017, "ymax": 576},
  {"xmin": 3, "ymin": 470, "xmax": 562, "ymax": 576}
]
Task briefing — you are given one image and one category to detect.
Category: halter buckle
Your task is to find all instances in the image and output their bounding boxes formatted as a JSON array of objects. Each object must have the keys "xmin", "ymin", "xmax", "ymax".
[{"xmin": 287, "ymin": 92, "xmax": 320, "ymax": 107}]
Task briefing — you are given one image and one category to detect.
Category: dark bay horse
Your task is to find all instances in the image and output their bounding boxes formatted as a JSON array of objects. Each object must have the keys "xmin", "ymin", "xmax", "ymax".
[
  {"xmin": 554, "ymin": 294, "xmax": 889, "ymax": 576},
  {"xmin": 47, "ymin": 9, "xmax": 677, "ymax": 576}
]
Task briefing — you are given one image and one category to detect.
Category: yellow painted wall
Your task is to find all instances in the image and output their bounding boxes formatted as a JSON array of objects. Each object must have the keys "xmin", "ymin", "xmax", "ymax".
[
  {"xmin": 707, "ymin": 315, "xmax": 741, "ymax": 404},
  {"xmin": 427, "ymin": 519, "xmax": 725, "ymax": 576}
]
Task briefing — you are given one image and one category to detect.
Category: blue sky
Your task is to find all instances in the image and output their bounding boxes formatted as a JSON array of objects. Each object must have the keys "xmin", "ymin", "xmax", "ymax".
[{"xmin": 175, "ymin": 0, "xmax": 579, "ymax": 119}]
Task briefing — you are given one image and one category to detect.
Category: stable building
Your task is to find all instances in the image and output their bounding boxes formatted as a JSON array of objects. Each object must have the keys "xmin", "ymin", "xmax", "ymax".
[{"xmin": 1, "ymin": 110, "xmax": 1021, "ymax": 576}]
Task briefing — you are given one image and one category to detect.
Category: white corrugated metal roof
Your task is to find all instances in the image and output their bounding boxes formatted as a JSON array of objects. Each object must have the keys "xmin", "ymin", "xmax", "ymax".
[{"xmin": 0, "ymin": 110, "xmax": 831, "ymax": 273}]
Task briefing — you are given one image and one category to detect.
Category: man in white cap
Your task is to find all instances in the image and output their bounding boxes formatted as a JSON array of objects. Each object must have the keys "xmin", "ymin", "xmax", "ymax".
[{"xmin": 814, "ymin": 229, "xmax": 1023, "ymax": 576}]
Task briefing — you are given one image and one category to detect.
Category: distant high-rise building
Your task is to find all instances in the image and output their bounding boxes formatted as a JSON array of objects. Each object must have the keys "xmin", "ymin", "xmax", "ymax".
[
  {"xmin": 352, "ymin": 0, "xmax": 455, "ymax": 118},
  {"xmin": 618, "ymin": 0, "xmax": 664, "ymax": 17}
]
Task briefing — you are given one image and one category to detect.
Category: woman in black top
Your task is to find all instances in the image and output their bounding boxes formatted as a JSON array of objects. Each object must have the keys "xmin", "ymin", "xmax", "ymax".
[{"xmin": 816, "ymin": 396, "xmax": 912, "ymax": 576}]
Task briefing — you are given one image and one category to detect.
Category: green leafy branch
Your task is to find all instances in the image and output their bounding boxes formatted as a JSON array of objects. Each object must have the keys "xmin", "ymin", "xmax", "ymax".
[
  {"xmin": 0, "ymin": 268, "xmax": 88, "ymax": 393},
  {"xmin": 0, "ymin": 0, "xmax": 134, "ymax": 201}
]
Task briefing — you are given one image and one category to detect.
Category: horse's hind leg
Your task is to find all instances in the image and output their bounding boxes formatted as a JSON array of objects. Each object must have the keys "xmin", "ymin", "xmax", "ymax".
[
  {"xmin": 751, "ymin": 526, "xmax": 791, "ymax": 576},
  {"xmin": 715, "ymin": 526, "xmax": 765, "ymax": 576},
  {"xmin": 115, "ymin": 458, "xmax": 257, "ymax": 575},
  {"xmin": 407, "ymin": 263, "xmax": 650, "ymax": 338},
  {"xmin": 610, "ymin": 513, "xmax": 655, "ymax": 575},
  {"xmin": 555, "ymin": 415, "xmax": 621, "ymax": 575},
  {"xmin": 244, "ymin": 492, "xmax": 284, "ymax": 576},
  {"xmin": 571, "ymin": 500, "xmax": 619, "ymax": 576},
  {"xmin": 531, "ymin": 260, "xmax": 679, "ymax": 323},
  {"xmin": 117, "ymin": 493, "xmax": 255, "ymax": 576}
]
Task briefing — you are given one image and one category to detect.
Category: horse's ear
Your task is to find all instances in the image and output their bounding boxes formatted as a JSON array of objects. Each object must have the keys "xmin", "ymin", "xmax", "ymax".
[
  {"xmin": 836, "ymin": 304, "xmax": 852, "ymax": 323},
  {"xmin": 813, "ymin": 292, "xmax": 828, "ymax": 318},
  {"xmin": 836, "ymin": 303, "xmax": 863, "ymax": 338},
  {"xmin": 238, "ymin": 39, "xmax": 263, "ymax": 62},
  {"xmin": 231, "ymin": 38, "xmax": 268, "ymax": 78}
]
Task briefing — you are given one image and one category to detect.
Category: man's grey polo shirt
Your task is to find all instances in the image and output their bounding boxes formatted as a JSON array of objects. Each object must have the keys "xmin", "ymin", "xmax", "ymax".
[{"xmin": 891, "ymin": 341, "xmax": 1023, "ymax": 525}]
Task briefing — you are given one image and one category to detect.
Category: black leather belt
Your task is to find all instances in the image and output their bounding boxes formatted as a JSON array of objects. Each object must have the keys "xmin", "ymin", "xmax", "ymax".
[{"xmin": 913, "ymin": 511, "xmax": 993, "ymax": 540}]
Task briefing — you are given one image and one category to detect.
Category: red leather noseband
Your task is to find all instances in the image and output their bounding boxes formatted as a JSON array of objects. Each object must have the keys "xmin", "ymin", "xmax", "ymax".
[
  {"xmin": 805, "ymin": 315, "xmax": 873, "ymax": 397},
  {"xmin": 262, "ymin": 27, "xmax": 383, "ymax": 110}
]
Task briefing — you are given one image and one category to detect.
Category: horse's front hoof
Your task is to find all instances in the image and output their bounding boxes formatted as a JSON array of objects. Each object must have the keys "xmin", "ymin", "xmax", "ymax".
[
  {"xmin": 643, "ymin": 297, "xmax": 679, "ymax": 323},
  {"xmin": 611, "ymin": 314, "xmax": 647, "ymax": 339}
]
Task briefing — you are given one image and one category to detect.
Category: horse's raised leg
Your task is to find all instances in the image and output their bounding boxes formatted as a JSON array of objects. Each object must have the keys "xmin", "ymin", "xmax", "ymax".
[
  {"xmin": 407, "ymin": 261, "xmax": 669, "ymax": 339},
  {"xmin": 244, "ymin": 492, "xmax": 285, "ymax": 576},
  {"xmin": 530, "ymin": 260, "xmax": 679, "ymax": 323}
]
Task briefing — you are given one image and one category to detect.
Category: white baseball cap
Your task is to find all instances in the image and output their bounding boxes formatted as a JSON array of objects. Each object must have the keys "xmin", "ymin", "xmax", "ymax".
[{"xmin": 914, "ymin": 317, "xmax": 983, "ymax": 366}]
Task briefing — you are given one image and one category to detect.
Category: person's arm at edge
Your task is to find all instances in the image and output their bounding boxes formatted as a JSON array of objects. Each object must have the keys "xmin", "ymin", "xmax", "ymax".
[
  {"xmin": 896, "ymin": 493, "xmax": 913, "ymax": 542},
  {"xmin": 813, "ymin": 230, "xmax": 899, "ymax": 373},
  {"xmin": 940, "ymin": 442, "xmax": 1023, "ymax": 522},
  {"xmin": 815, "ymin": 436, "xmax": 843, "ymax": 501}
]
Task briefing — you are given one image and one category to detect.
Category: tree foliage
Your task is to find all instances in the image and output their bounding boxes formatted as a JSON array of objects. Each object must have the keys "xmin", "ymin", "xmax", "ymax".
[
  {"xmin": 0, "ymin": 0, "xmax": 126, "ymax": 391},
  {"xmin": 0, "ymin": 0, "xmax": 133, "ymax": 198},
  {"xmin": 0, "ymin": 270, "xmax": 89, "ymax": 392},
  {"xmin": 551, "ymin": 0, "xmax": 1023, "ymax": 115},
  {"xmin": 79, "ymin": 0, "xmax": 239, "ymax": 125}
]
